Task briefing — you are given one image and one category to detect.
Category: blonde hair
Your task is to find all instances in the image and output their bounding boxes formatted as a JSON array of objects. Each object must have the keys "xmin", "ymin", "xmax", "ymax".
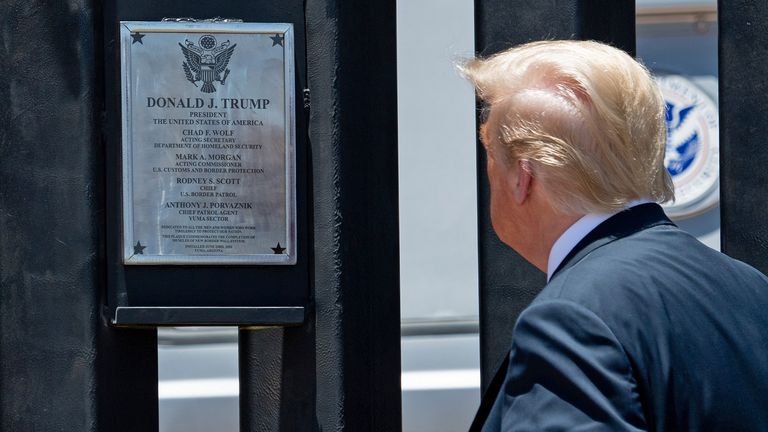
[{"xmin": 459, "ymin": 40, "xmax": 674, "ymax": 214}]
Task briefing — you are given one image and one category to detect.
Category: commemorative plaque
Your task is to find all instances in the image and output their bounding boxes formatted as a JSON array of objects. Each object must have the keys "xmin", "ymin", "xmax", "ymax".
[{"xmin": 120, "ymin": 21, "xmax": 296, "ymax": 265}]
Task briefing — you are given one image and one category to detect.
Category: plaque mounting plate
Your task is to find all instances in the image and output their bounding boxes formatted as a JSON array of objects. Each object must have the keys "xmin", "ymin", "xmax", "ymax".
[{"xmin": 120, "ymin": 21, "xmax": 296, "ymax": 265}]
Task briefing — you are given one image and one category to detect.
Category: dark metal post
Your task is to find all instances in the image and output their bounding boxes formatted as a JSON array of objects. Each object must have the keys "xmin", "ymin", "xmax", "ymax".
[
  {"xmin": 239, "ymin": 326, "xmax": 316, "ymax": 431},
  {"xmin": 308, "ymin": 0, "xmax": 401, "ymax": 426},
  {"xmin": 718, "ymin": 1, "xmax": 768, "ymax": 270},
  {"xmin": 0, "ymin": 0, "xmax": 158, "ymax": 430},
  {"xmin": 474, "ymin": 0, "xmax": 636, "ymax": 390},
  {"xmin": 239, "ymin": 0, "xmax": 401, "ymax": 430}
]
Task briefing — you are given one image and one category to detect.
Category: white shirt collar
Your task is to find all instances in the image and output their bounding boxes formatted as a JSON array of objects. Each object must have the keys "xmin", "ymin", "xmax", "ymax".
[{"xmin": 546, "ymin": 199, "xmax": 654, "ymax": 281}]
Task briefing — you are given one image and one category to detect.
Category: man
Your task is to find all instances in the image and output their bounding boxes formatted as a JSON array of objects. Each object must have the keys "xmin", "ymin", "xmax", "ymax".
[{"xmin": 461, "ymin": 40, "xmax": 768, "ymax": 431}]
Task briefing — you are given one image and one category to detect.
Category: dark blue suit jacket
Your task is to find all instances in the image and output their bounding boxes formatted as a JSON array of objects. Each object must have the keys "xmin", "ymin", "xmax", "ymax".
[{"xmin": 473, "ymin": 204, "xmax": 768, "ymax": 431}]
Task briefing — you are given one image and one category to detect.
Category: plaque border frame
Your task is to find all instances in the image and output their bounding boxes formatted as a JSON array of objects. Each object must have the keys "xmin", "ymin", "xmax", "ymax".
[{"xmin": 119, "ymin": 21, "xmax": 297, "ymax": 265}]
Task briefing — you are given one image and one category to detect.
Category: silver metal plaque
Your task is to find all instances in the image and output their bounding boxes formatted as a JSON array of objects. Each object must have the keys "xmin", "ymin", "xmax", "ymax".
[{"xmin": 120, "ymin": 21, "xmax": 296, "ymax": 265}]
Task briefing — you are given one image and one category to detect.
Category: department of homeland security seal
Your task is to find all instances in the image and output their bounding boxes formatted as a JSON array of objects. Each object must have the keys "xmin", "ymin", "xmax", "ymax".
[{"xmin": 656, "ymin": 75, "xmax": 719, "ymax": 220}]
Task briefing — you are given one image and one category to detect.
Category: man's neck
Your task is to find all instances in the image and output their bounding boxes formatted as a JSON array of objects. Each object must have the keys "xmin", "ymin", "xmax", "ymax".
[
  {"xmin": 545, "ymin": 199, "xmax": 655, "ymax": 280},
  {"xmin": 517, "ymin": 210, "xmax": 582, "ymax": 273},
  {"xmin": 546, "ymin": 213, "xmax": 613, "ymax": 281}
]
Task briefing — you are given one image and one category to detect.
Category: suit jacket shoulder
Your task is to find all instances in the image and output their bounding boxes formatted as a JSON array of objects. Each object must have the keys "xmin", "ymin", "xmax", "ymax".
[
  {"xmin": 532, "ymin": 207, "xmax": 768, "ymax": 431},
  {"xmin": 476, "ymin": 204, "xmax": 768, "ymax": 432}
]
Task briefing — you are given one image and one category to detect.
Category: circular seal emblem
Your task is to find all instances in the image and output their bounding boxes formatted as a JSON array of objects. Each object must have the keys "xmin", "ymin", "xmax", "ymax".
[{"xmin": 656, "ymin": 75, "xmax": 719, "ymax": 220}]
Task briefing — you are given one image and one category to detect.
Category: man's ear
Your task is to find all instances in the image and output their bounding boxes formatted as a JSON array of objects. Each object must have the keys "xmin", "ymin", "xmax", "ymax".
[{"xmin": 512, "ymin": 159, "xmax": 532, "ymax": 204}]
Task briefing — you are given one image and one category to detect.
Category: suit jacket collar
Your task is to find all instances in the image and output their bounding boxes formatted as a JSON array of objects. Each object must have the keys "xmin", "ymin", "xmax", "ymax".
[
  {"xmin": 469, "ymin": 203, "xmax": 674, "ymax": 432},
  {"xmin": 550, "ymin": 203, "xmax": 675, "ymax": 280}
]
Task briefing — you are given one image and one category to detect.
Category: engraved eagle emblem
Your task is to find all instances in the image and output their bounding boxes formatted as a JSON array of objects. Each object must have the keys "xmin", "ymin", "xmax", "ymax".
[{"xmin": 179, "ymin": 35, "xmax": 236, "ymax": 93}]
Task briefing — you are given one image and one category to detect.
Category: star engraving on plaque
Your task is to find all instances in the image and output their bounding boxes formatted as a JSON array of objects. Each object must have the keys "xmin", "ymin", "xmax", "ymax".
[
  {"xmin": 133, "ymin": 241, "xmax": 147, "ymax": 255},
  {"xmin": 269, "ymin": 33, "xmax": 284, "ymax": 47},
  {"xmin": 131, "ymin": 32, "xmax": 146, "ymax": 44},
  {"xmin": 271, "ymin": 242, "xmax": 286, "ymax": 254}
]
